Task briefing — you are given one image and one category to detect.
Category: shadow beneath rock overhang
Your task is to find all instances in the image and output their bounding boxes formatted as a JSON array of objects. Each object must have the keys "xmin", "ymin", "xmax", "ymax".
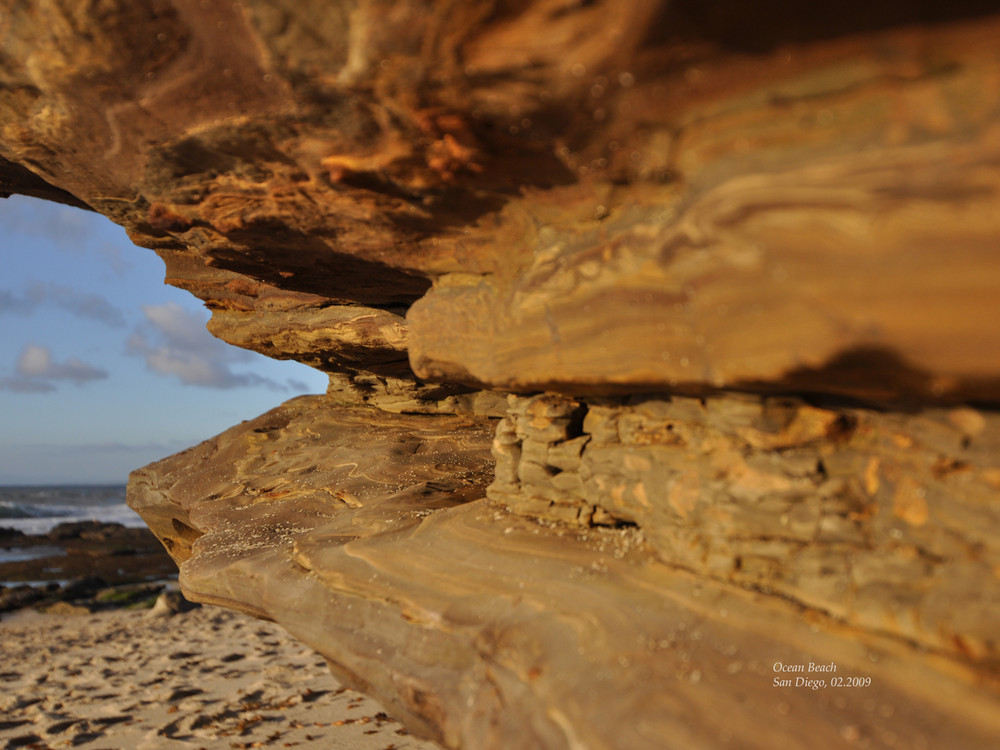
[
  {"xmin": 206, "ymin": 225, "xmax": 432, "ymax": 309},
  {"xmin": 651, "ymin": 0, "xmax": 1000, "ymax": 54}
]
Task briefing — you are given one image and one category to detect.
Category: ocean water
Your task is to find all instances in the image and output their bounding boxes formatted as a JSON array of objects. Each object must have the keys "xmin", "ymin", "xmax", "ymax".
[{"xmin": 0, "ymin": 484, "xmax": 145, "ymax": 536}]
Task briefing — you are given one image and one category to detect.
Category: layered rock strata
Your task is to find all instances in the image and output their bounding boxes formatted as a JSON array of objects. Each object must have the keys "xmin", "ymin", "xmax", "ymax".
[
  {"xmin": 3, "ymin": 0, "xmax": 1000, "ymax": 400},
  {"xmin": 128, "ymin": 389, "xmax": 1000, "ymax": 749},
  {"xmin": 3, "ymin": 1, "xmax": 1000, "ymax": 748},
  {"xmin": 491, "ymin": 393, "xmax": 1000, "ymax": 661}
]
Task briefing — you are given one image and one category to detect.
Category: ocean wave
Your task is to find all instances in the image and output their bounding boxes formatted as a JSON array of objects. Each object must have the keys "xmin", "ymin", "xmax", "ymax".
[
  {"xmin": 0, "ymin": 500, "xmax": 58, "ymax": 519},
  {"xmin": 0, "ymin": 485, "xmax": 144, "ymax": 535}
]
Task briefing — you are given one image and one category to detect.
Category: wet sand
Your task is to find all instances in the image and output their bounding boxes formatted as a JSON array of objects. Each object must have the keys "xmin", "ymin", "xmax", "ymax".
[{"xmin": 0, "ymin": 604, "xmax": 443, "ymax": 750}]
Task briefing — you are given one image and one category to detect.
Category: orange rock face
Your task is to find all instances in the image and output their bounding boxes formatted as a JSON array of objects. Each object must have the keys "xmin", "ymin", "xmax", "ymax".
[
  {"xmin": 3, "ymin": 2, "xmax": 1000, "ymax": 748},
  {"xmin": 3, "ymin": 1, "xmax": 1000, "ymax": 400}
]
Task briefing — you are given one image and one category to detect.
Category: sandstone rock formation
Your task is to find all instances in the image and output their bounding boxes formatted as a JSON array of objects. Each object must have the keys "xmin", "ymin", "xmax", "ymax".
[{"xmin": 3, "ymin": 1, "xmax": 1000, "ymax": 748}]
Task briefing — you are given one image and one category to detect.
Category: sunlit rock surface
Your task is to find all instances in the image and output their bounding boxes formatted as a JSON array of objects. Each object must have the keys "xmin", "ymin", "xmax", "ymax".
[
  {"xmin": 127, "ymin": 390, "xmax": 1000, "ymax": 749},
  {"xmin": 3, "ymin": 1, "xmax": 1000, "ymax": 747}
]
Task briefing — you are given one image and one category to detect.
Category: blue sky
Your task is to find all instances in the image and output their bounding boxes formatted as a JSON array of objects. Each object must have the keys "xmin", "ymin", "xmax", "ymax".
[{"xmin": 0, "ymin": 195, "xmax": 329, "ymax": 485}]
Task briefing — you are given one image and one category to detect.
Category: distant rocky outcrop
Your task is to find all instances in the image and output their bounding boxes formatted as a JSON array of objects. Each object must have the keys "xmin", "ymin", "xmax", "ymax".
[
  {"xmin": 47, "ymin": 521, "xmax": 126, "ymax": 541},
  {"xmin": 0, "ymin": 523, "xmax": 179, "ymax": 613},
  {"xmin": 2, "ymin": 2, "xmax": 999, "ymax": 748}
]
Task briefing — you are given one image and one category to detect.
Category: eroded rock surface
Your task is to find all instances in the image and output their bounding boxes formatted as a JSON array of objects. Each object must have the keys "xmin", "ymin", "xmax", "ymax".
[
  {"xmin": 3, "ymin": 1, "xmax": 1000, "ymax": 748},
  {"xmin": 3, "ymin": 1, "xmax": 1000, "ymax": 398},
  {"xmin": 491, "ymin": 393, "xmax": 1000, "ymax": 662},
  {"xmin": 128, "ymin": 391, "xmax": 1000, "ymax": 749}
]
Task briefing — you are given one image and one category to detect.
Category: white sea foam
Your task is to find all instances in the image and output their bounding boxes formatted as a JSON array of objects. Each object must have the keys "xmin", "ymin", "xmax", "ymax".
[{"xmin": 0, "ymin": 485, "xmax": 145, "ymax": 535}]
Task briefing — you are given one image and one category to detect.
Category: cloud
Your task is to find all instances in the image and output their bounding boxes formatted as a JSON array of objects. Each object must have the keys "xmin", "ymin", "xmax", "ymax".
[
  {"xmin": 17, "ymin": 343, "xmax": 109, "ymax": 382},
  {"xmin": 0, "ymin": 344, "xmax": 108, "ymax": 392},
  {"xmin": 0, "ymin": 198, "xmax": 133, "ymax": 277},
  {"xmin": 0, "ymin": 282, "xmax": 126, "ymax": 327},
  {"xmin": 287, "ymin": 378, "xmax": 313, "ymax": 393},
  {"xmin": 0, "ymin": 289, "xmax": 33, "ymax": 315},
  {"xmin": 99, "ymin": 241, "xmax": 133, "ymax": 276},
  {"xmin": 127, "ymin": 302, "xmax": 290, "ymax": 390},
  {"xmin": 0, "ymin": 377, "xmax": 56, "ymax": 393},
  {"xmin": 0, "ymin": 198, "xmax": 101, "ymax": 249}
]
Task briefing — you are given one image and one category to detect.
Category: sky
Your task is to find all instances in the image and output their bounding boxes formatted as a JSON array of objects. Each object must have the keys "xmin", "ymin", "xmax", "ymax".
[{"xmin": 0, "ymin": 195, "xmax": 329, "ymax": 485}]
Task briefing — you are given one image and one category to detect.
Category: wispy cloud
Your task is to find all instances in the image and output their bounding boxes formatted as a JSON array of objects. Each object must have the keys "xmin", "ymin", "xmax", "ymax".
[
  {"xmin": 0, "ymin": 196, "xmax": 134, "ymax": 276},
  {"xmin": 0, "ymin": 376, "xmax": 56, "ymax": 394},
  {"xmin": 287, "ymin": 379, "xmax": 312, "ymax": 393},
  {"xmin": 0, "ymin": 289, "xmax": 33, "ymax": 315},
  {"xmin": 0, "ymin": 282, "xmax": 126, "ymax": 327},
  {"xmin": 0, "ymin": 198, "xmax": 100, "ymax": 248},
  {"xmin": 127, "ymin": 302, "xmax": 291, "ymax": 390},
  {"xmin": 17, "ymin": 344, "xmax": 108, "ymax": 383},
  {"xmin": 99, "ymin": 241, "xmax": 133, "ymax": 276},
  {"xmin": 0, "ymin": 343, "xmax": 109, "ymax": 393}
]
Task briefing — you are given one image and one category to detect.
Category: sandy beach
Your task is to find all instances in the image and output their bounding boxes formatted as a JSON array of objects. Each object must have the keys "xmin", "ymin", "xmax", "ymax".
[{"xmin": 0, "ymin": 603, "xmax": 443, "ymax": 750}]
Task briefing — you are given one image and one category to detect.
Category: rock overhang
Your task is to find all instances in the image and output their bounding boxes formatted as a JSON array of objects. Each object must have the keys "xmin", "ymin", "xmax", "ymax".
[{"xmin": 3, "ymin": 2, "xmax": 1000, "ymax": 748}]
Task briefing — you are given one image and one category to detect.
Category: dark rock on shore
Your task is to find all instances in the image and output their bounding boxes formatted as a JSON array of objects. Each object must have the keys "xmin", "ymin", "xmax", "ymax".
[
  {"xmin": 0, "ymin": 583, "xmax": 55, "ymax": 612},
  {"xmin": 47, "ymin": 520, "xmax": 127, "ymax": 542},
  {"xmin": 1, "ymin": 579, "xmax": 145, "ymax": 615},
  {"xmin": 0, "ymin": 524, "xmax": 179, "ymax": 614}
]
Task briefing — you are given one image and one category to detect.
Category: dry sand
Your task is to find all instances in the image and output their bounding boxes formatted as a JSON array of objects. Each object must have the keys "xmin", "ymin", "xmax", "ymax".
[{"xmin": 0, "ymin": 604, "xmax": 444, "ymax": 750}]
